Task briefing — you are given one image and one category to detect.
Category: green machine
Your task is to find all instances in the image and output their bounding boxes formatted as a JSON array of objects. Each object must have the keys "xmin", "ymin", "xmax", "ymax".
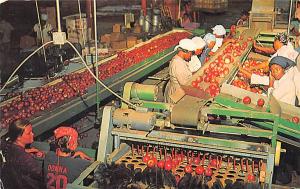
[{"xmin": 68, "ymin": 79, "xmax": 300, "ymax": 189}]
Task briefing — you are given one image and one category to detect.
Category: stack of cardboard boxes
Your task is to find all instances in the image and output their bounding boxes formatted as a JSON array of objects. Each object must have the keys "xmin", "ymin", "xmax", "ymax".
[{"xmin": 100, "ymin": 23, "xmax": 142, "ymax": 52}]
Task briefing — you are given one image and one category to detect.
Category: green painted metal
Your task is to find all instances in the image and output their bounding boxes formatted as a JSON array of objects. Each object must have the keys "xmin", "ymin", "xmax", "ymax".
[
  {"xmin": 133, "ymin": 100, "xmax": 172, "ymax": 111},
  {"xmin": 30, "ymin": 46, "xmax": 177, "ymax": 136},
  {"xmin": 71, "ymin": 161, "xmax": 100, "ymax": 186},
  {"xmin": 192, "ymin": 28, "xmax": 206, "ymax": 36},
  {"xmin": 130, "ymin": 84, "xmax": 157, "ymax": 101},
  {"xmin": 214, "ymin": 95, "xmax": 255, "ymax": 111},
  {"xmin": 206, "ymin": 124, "xmax": 273, "ymax": 138},
  {"xmin": 76, "ymin": 147, "xmax": 96, "ymax": 159},
  {"xmin": 113, "ymin": 129, "xmax": 270, "ymax": 159}
]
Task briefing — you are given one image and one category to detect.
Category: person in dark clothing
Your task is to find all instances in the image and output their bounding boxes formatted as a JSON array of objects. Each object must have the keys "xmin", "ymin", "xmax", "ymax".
[
  {"xmin": 0, "ymin": 119, "xmax": 45, "ymax": 189},
  {"xmin": 44, "ymin": 127, "xmax": 91, "ymax": 189}
]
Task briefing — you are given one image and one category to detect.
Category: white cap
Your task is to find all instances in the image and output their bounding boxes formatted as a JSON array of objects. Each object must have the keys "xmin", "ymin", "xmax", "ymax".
[
  {"xmin": 192, "ymin": 36, "xmax": 206, "ymax": 49},
  {"xmin": 212, "ymin": 25, "xmax": 226, "ymax": 36},
  {"xmin": 203, "ymin": 33, "xmax": 216, "ymax": 44},
  {"xmin": 41, "ymin": 14, "xmax": 48, "ymax": 21},
  {"xmin": 174, "ymin": 38, "xmax": 197, "ymax": 52}
]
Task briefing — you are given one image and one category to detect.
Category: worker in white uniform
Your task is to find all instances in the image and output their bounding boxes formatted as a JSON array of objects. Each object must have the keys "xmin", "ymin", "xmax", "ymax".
[
  {"xmin": 249, "ymin": 33, "xmax": 299, "ymax": 72},
  {"xmin": 33, "ymin": 13, "xmax": 53, "ymax": 46},
  {"xmin": 0, "ymin": 17, "xmax": 14, "ymax": 53},
  {"xmin": 211, "ymin": 25, "xmax": 226, "ymax": 53},
  {"xmin": 240, "ymin": 56, "xmax": 300, "ymax": 106},
  {"xmin": 200, "ymin": 33, "xmax": 216, "ymax": 63},
  {"xmin": 188, "ymin": 36, "xmax": 206, "ymax": 73},
  {"xmin": 165, "ymin": 38, "xmax": 196, "ymax": 103}
]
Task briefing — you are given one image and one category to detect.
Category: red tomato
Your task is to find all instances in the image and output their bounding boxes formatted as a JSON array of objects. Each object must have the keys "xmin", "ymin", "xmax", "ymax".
[
  {"xmin": 193, "ymin": 158, "xmax": 200, "ymax": 165},
  {"xmin": 210, "ymin": 159, "xmax": 218, "ymax": 167},
  {"xmin": 196, "ymin": 76, "xmax": 203, "ymax": 83},
  {"xmin": 172, "ymin": 159, "xmax": 179, "ymax": 168},
  {"xmin": 143, "ymin": 154, "xmax": 151, "ymax": 163},
  {"xmin": 257, "ymin": 98, "xmax": 265, "ymax": 107},
  {"xmin": 192, "ymin": 81, "xmax": 198, "ymax": 88},
  {"xmin": 157, "ymin": 160, "xmax": 165, "ymax": 169},
  {"xmin": 205, "ymin": 168, "xmax": 213, "ymax": 177},
  {"xmin": 247, "ymin": 174, "xmax": 255, "ymax": 182},
  {"xmin": 184, "ymin": 165, "xmax": 193, "ymax": 173},
  {"xmin": 195, "ymin": 166, "xmax": 205, "ymax": 175},
  {"xmin": 164, "ymin": 161, "xmax": 172, "ymax": 171},
  {"xmin": 292, "ymin": 116, "xmax": 299, "ymax": 124},
  {"xmin": 147, "ymin": 159, "xmax": 156, "ymax": 168},
  {"xmin": 243, "ymin": 96, "xmax": 251, "ymax": 104}
]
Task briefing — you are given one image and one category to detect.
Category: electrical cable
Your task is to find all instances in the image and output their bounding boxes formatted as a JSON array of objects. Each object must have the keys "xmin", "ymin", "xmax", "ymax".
[
  {"xmin": 65, "ymin": 40, "xmax": 137, "ymax": 109},
  {"xmin": 0, "ymin": 41, "xmax": 54, "ymax": 94}
]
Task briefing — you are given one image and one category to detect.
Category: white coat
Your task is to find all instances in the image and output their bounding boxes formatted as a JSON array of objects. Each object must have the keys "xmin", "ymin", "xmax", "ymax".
[
  {"xmin": 165, "ymin": 55, "xmax": 192, "ymax": 103},
  {"xmin": 211, "ymin": 37, "xmax": 223, "ymax": 52},
  {"xmin": 251, "ymin": 66, "xmax": 300, "ymax": 105},
  {"xmin": 272, "ymin": 66, "xmax": 300, "ymax": 105},
  {"xmin": 271, "ymin": 42, "xmax": 299, "ymax": 62},
  {"xmin": 188, "ymin": 55, "xmax": 202, "ymax": 73}
]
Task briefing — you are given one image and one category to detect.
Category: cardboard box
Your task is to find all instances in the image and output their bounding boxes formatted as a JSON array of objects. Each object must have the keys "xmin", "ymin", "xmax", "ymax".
[
  {"xmin": 126, "ymin": 36, "xmax": 137, "ymax": 48},
  {"xmin": 137, "ymin": 39, "xmax": 143, "ymax": 44},
  {"xmin": 113, "ymin": 23, "xmax": 121, "ymax": 33},
  {"xmin": 111, "ymin": 40, "xmax": 127, "ymax": 50},
  {"xmin": 100, "ymin": 34, "xmax": 111, "ymax": 43},
  {"xmin": 110, "ymin": 32, "xmax": 125, "ymax": 42},
  {"xmin": 20, "ymin": 35, "xmax": 36, "ymax": 49},
  {"xmin": 133, "ymin": 25, "xmax": 142, "ymax": 34}
]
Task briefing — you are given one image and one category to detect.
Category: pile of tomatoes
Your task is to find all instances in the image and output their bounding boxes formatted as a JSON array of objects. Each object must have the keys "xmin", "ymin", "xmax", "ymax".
[
  {"xmin": 191, "ymin": 39, "xmax": 250, "ymax": 97},
  {"xmin": 0, "ymin": 31, "xmax": 191, "ymax": 129},
  {"xmin": 232, "ymin": 59, "xmax": 268, "ymax": 94}
]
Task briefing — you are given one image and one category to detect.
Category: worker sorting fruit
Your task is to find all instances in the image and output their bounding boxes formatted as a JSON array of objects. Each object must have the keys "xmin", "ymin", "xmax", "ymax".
[
  {"xmin": 199, "ymin": 33, "xmax": 216, "ymax": 63},
  {"xmin": 253, "ymin": 33, "xmax": 298, "ymax": 61},
  {"xmin": 188, "ymin": 36, "xmax": 206, "ymax": 73},
  {"xmin": 165, "ymin": 38, "xmax": 196, "ymax": 103},
  {"xmin": 239, "ymin": 56, "xmax": 300, "ymax": 106},
  {"xmin": 211, "ymin": 25, "xmax": 227, "ymax": 53}
]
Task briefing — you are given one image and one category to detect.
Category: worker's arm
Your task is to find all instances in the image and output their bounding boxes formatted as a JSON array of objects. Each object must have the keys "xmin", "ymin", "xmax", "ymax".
[
  {"xmin": 238, "ymin": 66, "xmax": 252, "ymax": 79},
  {"xmin": 249, "ymin": 60, "xmax": 269, "ymax": 72},
  {"xmin": 253, "ymin": 41, "xmax": 276, "ymax": 55}
]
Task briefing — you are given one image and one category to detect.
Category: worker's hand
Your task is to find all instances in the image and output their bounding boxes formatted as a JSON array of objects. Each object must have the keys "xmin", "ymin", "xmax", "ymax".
[
  {"xmin": 25, "ymin": 147, "xmax": 45, "ymax": 158},
  {"xmin": 72, "ymin": 151, "xmax": 93, "ymax": 161}
]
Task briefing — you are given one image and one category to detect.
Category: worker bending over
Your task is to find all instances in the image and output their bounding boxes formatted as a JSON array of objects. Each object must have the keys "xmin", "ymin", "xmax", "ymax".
[
  {"xmin": 44, "ymin": 127, "xmax": 91, "ymax": 189},
  {"xmin": 165, "ymin": 38, "xmax": 196, "ymax": 103},
  {"xmin": 200, "ymin": 33, "xmax": 216, "ymax": 63},
  {"xmin": 211, "ymin": 25, "xmax": 226, "ymax": 53},
  {"xmin": 240, "ymin": 56, "xmax": 300, "ymax": 106},
  {"xmin": 188, "ymin": 36, "xmax": 206, "ymax": 73},
  {"xmin": 253, "ymin": 33, "xmax": 298, "ymax": 62}
]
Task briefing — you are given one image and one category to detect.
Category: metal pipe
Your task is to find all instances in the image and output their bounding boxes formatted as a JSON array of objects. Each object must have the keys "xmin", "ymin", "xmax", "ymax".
[
  {"xmin": 93, "ymin": 0, "xmax": 100, "ymax": 124},
  {"xmin": 287, "ymin": 0, "xmax": 293, "ymax": 36},
  {"xmin": 56, "ymin": 0, "xmax": 62, "ymax": 32},
  {"xmin": 34, "ymin": 0, "xmax": 47, "ymax": 63}
]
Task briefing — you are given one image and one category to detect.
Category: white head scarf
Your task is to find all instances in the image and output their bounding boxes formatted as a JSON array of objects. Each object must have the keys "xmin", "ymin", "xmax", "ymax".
[
  {"xmin": 174, "ymin": 38, "xmax": 197, "ymax": 52},
  {"xmin": 212, "ymin": 25, "xmax": 226, "ymax": 36},
  {"xmin": 203, "ymin": 33, "xmax": 216, "ymax": 44},
  {"xmin": 192, "ymin": 36, "xmax": 206, "ymax": 50}
]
